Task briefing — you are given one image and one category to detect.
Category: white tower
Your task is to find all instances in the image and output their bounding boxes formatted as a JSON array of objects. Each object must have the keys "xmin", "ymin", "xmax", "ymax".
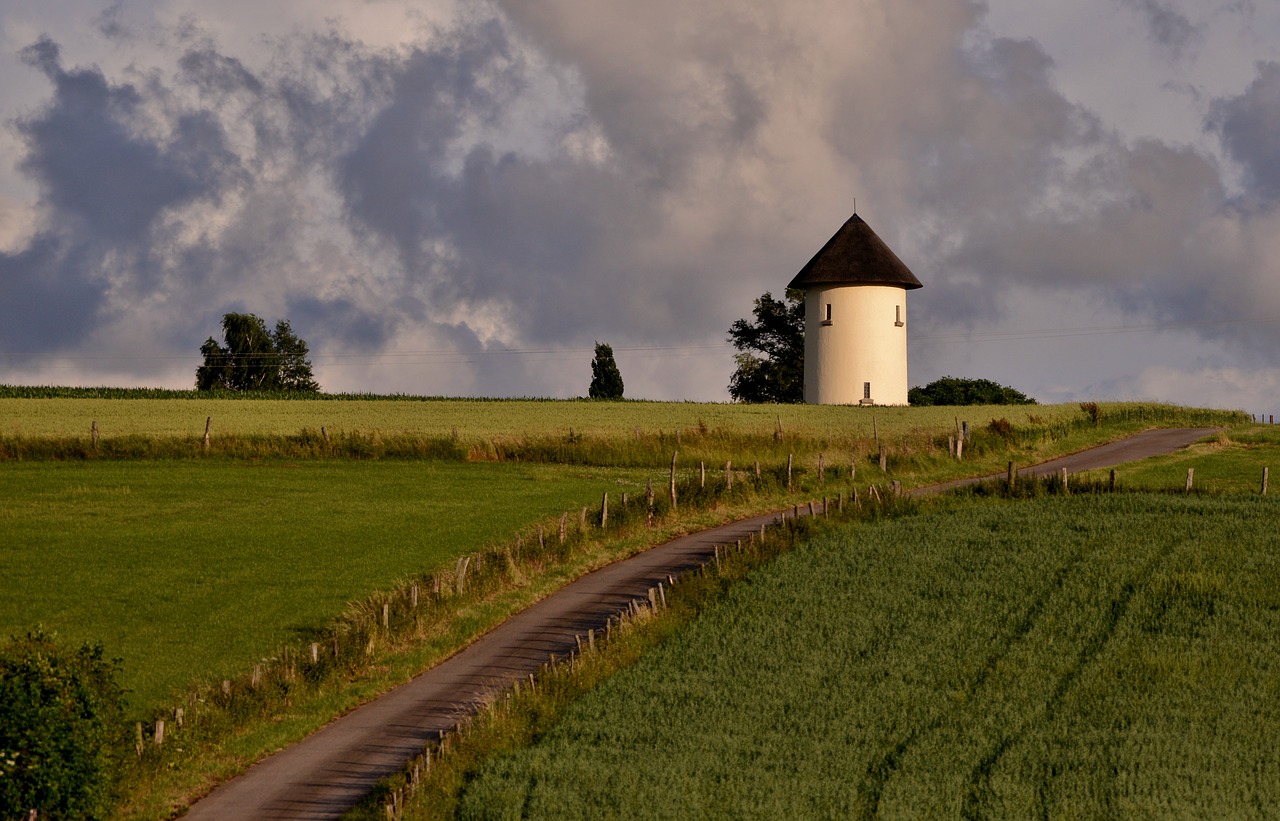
[{"xmin": 787, "ymin": 214, "xmax": 923, "ymax": 405}]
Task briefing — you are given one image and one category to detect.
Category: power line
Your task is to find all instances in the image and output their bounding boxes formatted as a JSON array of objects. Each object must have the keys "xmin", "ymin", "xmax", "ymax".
[
  {"xmin": 911, "ymin": 315, "xmax": 1280, "ymax": 345},
  {"xmin": 3, "ymin": 315, "xmax": 1277, "ymax": 364}
]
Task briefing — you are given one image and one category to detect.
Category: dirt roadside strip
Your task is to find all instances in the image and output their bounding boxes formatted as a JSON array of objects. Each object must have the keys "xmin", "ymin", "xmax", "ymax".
[{"xmin": 182, "ymin": 427, "xmax": 1218, "ymax": 820}]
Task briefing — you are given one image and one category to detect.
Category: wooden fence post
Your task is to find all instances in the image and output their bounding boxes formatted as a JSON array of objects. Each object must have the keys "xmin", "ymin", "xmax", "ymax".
[
  {"xmin": 1109, "ymin": 469, "xmax": 1117, "ymax": 492},
  {"xmin": 873, "ymin": 415, "xmax": 878, "ymax": 445},
  {"xmin": 203, "ymin": 416, "xmax": 212, "ymax": 450},
  {"xmin": 725, "ymin": 461, "xmax": 732, "ymax": 489},
  {"xmin": 670, "ymin": 452, "xmax": 679, "ymax": 511},
  {"xmin": 1060, "ymin": 467, "xmax": 1068, "ymax": 491},
  {"xmin": 1186, "ymin": 468, "xmax": 1195, "ymax": 492},
  {"xmin": 600, "ymin": 492, "xmax": 608, "ymax": 528},
  {"xmin": 559, "ymin": 512, "xmax": 567, "ymax": 544},
  {"xmin": 787, "ymin": 453, "xmax": 793, "ymax": 491},
  {"xmin": 700, "ymin": 462, "xmax": 706, "ymax": 489},
  {"xmin": 956, "ymin": 436, "xmax": 963, "ymax": 460},
  {"xmin": 91, "ymin": 420, "xmax": 99, "ymax": 449},
  {"xmin": 1007, "ymin": 461, "xmax": 1015, "ymax": 489},
  {"xmin": 879, "ymin": 448, "xmax": 887, "ymax": 473},
  {"xmin": 1263, "ymin": 467, "xmax": 1270, "ymax": 495}
]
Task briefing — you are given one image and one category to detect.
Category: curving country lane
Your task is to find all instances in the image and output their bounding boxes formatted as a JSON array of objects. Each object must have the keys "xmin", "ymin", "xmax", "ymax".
[{"xmin": 182, "ymin": 427, "xmax": 1217, "ymax": 820}]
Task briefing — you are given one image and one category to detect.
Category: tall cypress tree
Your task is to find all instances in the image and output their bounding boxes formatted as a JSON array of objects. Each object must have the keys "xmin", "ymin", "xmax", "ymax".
[{"xmin": 588, "ymin": 342, "xmax": 624, "ymax": 399}]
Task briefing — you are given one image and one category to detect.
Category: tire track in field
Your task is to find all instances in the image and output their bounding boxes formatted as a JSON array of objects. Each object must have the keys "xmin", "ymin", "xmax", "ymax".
[
  {"xmin": 857, "ymin": 549, "xmax": 1086, "ymax": 820},
  {"xmin": 959, "ymin": 542, "xmax": 1175, "ymax": 820}
]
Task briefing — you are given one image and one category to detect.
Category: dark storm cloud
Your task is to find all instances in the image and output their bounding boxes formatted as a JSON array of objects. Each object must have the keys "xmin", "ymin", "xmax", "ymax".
[
  {"xmin": 1, "ymin": 36, "xmax": 242, "ymax": 353},
  {"xmin": 16, "ymin": 37, "xmax": 215, "ymax": 240},
  {"xmin": 1208, "ymin": 61, "xmax": 1280, "ymax": 206},
  {"xmin": 0, "ymin": 234, "xmax": 106, "ymax": 350},
  {"xmin": 1117, "ymin": 0, "xmax": 1199, "ymax": 59},
  {"xmin": 179, "ymin": 48, "xmax": 264, "ymax": 97}
]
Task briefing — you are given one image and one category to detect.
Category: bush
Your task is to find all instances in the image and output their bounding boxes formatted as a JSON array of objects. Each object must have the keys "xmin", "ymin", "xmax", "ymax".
[
  {"xmin": 0, "ymin": 630, "xmax": 126, "ymax": 820},
  {"xmin": 908, "ymin": 376, "xmax": 1036, "ymax": 406}
]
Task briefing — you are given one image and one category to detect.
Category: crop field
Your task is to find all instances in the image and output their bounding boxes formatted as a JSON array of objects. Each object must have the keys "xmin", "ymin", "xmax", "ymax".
[
  {"xmin": 458, "ymin": 494, "xmax": 1280, "ymax": 818},
  {"xmin": 0, "ymin": 460, "xmax": 642, "ymax": 713},
  {"xmin": 0, "ymin": 395, "xmax": 1145, "ymax": 441}
]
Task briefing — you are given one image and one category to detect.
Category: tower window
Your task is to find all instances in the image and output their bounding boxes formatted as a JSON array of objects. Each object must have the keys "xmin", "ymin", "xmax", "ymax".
[
  {"xmin": 895, "ymin": 305, "xmax": 904, "ymax": 327},
  {"xmin": 821, "ymin": 303, "xmax": 833, "ymax": 326},
  {"xmin": 864, "ymin": 382, "xmax": 872, "ymax": 400}
]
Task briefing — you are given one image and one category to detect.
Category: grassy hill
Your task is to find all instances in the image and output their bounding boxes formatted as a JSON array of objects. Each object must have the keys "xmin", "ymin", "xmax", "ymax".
[{"xmin": 0, "ymin": 394, "xmax": 1253, "ymax": 819}]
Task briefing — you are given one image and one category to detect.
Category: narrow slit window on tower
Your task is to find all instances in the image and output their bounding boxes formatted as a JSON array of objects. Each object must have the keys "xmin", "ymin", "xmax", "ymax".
[
  {"xmin": 822, "ymin": 303, "xmax": 833, "ymax": 326},
  {"xmin": 895, "ymin": 305, "xmax": 904, "ymax": 327},
  {"xmin": 864, "ymin": 382, "xmax": 872, "ymax": 400}
]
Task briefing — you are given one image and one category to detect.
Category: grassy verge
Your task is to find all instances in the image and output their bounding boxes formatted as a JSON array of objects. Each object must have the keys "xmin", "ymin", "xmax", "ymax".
[{"xmin": 440, "ymin": 490, "xmax": 1280, "ymax": 819}]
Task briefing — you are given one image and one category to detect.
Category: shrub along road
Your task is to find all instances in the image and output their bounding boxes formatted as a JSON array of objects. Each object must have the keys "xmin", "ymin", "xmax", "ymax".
[{"xmin": 182, "ymin": 428, "xmax": 1218, "ymax": 820}]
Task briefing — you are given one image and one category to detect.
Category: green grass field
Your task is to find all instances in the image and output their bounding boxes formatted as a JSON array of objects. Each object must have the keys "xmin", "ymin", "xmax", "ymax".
[
  {"xmin": 1079, "ymin": 425, "xmax": 1280, "ymax": 494},
  {"xmin": 0, "ymin": 460, "xmax": 643, "ymax": 713},
  {"xmin": 457, "ymin": 494, "xmax": 1280, "ymax": 818},
  {"xmin": 0, "ymin": 395, "xmax": 1137, "ymax": 440}
]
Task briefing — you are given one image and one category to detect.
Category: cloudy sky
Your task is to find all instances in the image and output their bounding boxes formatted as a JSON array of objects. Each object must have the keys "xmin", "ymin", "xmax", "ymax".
[{"xmin": 1, "ymin": 0, "xmax": 1278, "ymax": 412}]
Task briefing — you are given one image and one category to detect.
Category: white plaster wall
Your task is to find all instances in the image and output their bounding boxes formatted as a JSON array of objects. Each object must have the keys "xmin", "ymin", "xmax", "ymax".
[{"xmin": 803, "ymin": 285, "xmax": 910, "ymax": 405}]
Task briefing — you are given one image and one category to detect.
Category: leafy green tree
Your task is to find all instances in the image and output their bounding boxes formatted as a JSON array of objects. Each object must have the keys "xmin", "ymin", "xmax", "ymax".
[
  {"xmin": 588, "ymin": 342, "xmax": 624, "ymax": 399},
  {"xmin": 727, "ymin": 290, "xmax": 805, "ymax": 403},
  {"xmin": 908, "ymin": 376, "xmax": 1036, "ymax": 406},
  {"xmin": 272, "ymin": 320, "xmax": 321, "ymax": 393},
  {"xmin": 196, "ymin": 313, "xmax": 319, "ymax": 392},
  {"xmin": 0, "ymin": 630, "xmax": 126, "ymax": 820}
]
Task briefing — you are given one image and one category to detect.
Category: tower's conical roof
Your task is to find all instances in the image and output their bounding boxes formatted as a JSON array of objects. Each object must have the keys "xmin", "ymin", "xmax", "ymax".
[{"xmin": 786, "ymin": 214, "xmax": 922, "ymax": 290}]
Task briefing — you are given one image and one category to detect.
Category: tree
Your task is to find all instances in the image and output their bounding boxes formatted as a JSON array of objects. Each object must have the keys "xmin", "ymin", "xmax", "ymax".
[
  {"xmin": 196, "ymin": 313, "xmax": 319, "ymax": 392},
  {"xmin": 727, "ymin": 289, "xmax": 805, "ymax": 403},
  {"xmin": 271, "ymin": 320, "xmax": 321, "ymax": 393},
  {"xmin": 908, "ymin": 376, "xmax": 1036, "ymax": 406},
  {"xmin": 588, "ymin": 342, "xmax": 624, "ymax": 399},
  {"xmin": 0, "ymin": 630, "xmax": 126, "ymax": 820}
]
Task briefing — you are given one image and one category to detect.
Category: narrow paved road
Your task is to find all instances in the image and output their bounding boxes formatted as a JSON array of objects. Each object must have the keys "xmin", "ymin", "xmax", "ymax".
[{"xmin": 183, "ymin": 427, "xmax": 1216, "ymax": 820}]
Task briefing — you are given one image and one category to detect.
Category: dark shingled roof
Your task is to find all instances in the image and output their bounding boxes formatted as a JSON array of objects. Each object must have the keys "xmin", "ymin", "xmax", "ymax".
[{"xmin": 786, "ymin": 214, "xmax": 923, "ymax": 291}]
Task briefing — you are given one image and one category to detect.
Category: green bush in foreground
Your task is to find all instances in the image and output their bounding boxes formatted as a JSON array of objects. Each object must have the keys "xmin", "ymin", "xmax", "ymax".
[{"xmin": 0, "ymin": 630, "xmax": 126, "ymax": 820}]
